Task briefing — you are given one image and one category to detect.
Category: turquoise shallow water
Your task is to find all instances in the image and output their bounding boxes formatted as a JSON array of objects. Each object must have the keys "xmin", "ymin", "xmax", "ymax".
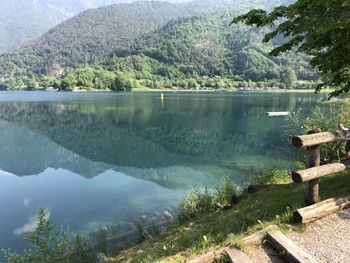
[{"xmin": 0, "ymin": 91, "xmax": 324, "ymax": 252}]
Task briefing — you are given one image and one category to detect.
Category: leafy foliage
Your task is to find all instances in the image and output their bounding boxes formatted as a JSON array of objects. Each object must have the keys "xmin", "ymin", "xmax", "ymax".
[
  {"xmin": 178, "ymin": 187, "xmax": 214, "ymax": 222},
  {"xmin": 215, "ymin": 177, "xmax": 241, "ymax": 206},
  {"xmin": 303, "ymin": 102, "xmax": 350, "ymax": 163},
  {"xmin": 250, "ymin": 168, "xmax": 291, "ymax": 185},
  {"xmin": 119, "ymin": 12, "xmax": 317, "ymax": 83},
  {"xmin": 232, "ymin": 0, "xmax": 350, "ymax": 97},
  {"xmin": 178, "ymin": 177, "xmax": 241, "ymax": 222},
  {"xmin": 56, "ymin": 67, "xmax": 134, "ymax": 91},
  {"xmin": 3, "ymin": 207, "xmax": 73, "ymax": 263},
  {"xmin": 2, "ymin": 207, "xmax": 123, "ymax": 262}
]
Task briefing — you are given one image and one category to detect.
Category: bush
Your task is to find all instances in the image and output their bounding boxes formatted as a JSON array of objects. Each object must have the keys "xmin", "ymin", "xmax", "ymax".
[
  {"xmin": 304, "ymin": 102, "xmax": 350, "ymax": 163},
  {"xmin": 215, "ymin": 176, "xmax": 241, "ymax": 206},
  {"xmin": 3, "ymin": 207, "xmax": 73, "ymax": 263},
  {"xmin": 178, "ymin": 177, "xmax": 241, "ymax": 222},
  {"xmin": 178, "ymin": 187, "xmax": 214, "ymax": 222},
  {"xmin": 250, "ymin": 169, "xmax": 291, "ymax": 185}
]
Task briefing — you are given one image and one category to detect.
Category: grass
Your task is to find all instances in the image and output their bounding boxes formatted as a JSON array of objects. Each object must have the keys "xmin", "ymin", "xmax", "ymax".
[{"xmin": 112, "ymin": 171, "xmax": 350, "ymax": 262}]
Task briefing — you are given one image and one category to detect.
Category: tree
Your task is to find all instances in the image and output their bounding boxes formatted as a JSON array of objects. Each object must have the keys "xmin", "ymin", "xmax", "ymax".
[
  {"xmin": 281, "ymin": 67, "xmax": 297, "ymax": 89},
  {"xmin": 231, "ymin": 0, "xmax": 350, "ymax": 97}
]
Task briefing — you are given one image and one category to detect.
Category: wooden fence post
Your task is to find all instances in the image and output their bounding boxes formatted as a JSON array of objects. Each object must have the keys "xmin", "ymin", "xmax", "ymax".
[{"xmin": 305, "ymin": 130, "xmax": 321, "ymax": 205}]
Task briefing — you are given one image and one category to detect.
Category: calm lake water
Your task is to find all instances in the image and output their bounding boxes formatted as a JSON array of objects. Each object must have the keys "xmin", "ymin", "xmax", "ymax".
[{"xmin": 0, "ymin": 91, "xmax": 325, "ymax": 253}]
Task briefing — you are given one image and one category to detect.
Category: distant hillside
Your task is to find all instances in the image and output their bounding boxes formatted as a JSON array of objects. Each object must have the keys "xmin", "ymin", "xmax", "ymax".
[
  {"xmin": 0, "ymin": 1, "xmax": 196, "ymax": 80},
  {"xmin": 118, "ymin": 12, "xmax": 317, "ymax": 82},
  {"xmin": 0, "ymin": 0, "xmax": 293, "ymax": 76},
  {"xmin": 0, "ymin": 0, "xmax": 191, "ymax": 54},
  {"xmin": 0, "ymin": 0, "xmax": 312, "ymax": 91}
]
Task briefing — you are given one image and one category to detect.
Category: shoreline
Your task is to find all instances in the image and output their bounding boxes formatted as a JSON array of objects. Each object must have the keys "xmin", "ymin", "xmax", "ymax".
[{"xmin": 1, "ymin": 88, "xmax": 334, "ymax": 94}]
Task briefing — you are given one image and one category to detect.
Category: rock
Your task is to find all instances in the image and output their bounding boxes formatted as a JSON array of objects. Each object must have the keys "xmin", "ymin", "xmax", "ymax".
[
  {"xmin": 142, "ymin": 230, "xmax": 153, "ymax": 240},
  {"xmin": 164, "ymin": 210, "xmax": 174, "ymax": 220},
  {"xmin": 96, "ymin": 252, "xmax": 108, "ymax": 262}
]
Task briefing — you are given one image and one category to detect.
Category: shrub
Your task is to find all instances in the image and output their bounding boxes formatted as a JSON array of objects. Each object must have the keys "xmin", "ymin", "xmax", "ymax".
[
  {"xmin": 178, "ymin": 177, "xmax": 241, "ymax": 222},
  {"xmin": 215, "ymin": 176, "xmax": 241, "ymax": 206},
  {"xmin": 3, "ymin": 207, "xmax": 73, "ymax": 263},
  {"xmin": 178, "ymin": 187, "xmax": 214, "ymax": 222},
  {"xmin": 250, "ymin": 169, "xmax": 291, "ymax": 185},
  {"xmin": 304, "ymin": 102, "xmax": 350, "ymax": 163}
]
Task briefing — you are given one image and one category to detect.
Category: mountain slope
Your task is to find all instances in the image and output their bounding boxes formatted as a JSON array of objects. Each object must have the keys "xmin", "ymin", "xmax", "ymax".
[
  {"xmin": 0, "ymin": 0, "xmax": 191, "ymax": 54},
  {"xmin": 0, "ymin": 1, "xmax": 198, "ymax": 80},
  {"xmin": 0, "ymin": 0, "xmax": 293, "ymax": 75},
  {"xmin": 54, "ymin": 12, "xmax": 317, "ymax": 91},
  {"xmin": 0, "ymin": 0, "xmax": 310, "ymax": 90}
]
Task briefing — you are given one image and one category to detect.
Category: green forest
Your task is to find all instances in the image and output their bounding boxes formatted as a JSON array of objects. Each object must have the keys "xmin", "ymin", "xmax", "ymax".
[{"xmin": 0, "ymin": 0, "xmax": 319, "ymax": 92}]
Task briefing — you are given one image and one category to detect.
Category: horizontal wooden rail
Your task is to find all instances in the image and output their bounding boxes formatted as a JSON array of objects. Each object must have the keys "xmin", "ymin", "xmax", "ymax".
[
  {"xmin": 292, "ymin": 130, "xmax": 350, "ymax": 148},
  {"xmin": 292, "ymin": 163, "xmax": 347, "ymax": 183},
  {"xmin": 294, "ymin": 195, "xmax": 350, "ymax": 223}
]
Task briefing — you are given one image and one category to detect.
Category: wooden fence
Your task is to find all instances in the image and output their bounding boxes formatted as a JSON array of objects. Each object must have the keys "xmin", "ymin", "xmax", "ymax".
[{"xmin": 291, "ymin": 129, "xmax": 350, "ymax": 223}]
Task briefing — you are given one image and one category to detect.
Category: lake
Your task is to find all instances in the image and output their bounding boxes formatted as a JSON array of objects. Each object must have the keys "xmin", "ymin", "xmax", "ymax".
[{"xmin": 0, "ymin": 91, "xmax": 324, "ymax": 253}]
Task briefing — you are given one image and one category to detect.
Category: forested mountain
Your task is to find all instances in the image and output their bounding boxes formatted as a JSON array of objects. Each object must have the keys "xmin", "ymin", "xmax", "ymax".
[
  {"xmin": 124, "ymin": 13, "xmax": 315, "ymax": 81},
  {"xmin": 0, "ymin": 0, "xmax": 315, "ymax": 91},
  {"xmin": 0, "ymin": 0, "xmax": 190, "ymax": 54},
  {"xmin": 0, "ymin": 1, "xmax": 191, "ymax": 78}
]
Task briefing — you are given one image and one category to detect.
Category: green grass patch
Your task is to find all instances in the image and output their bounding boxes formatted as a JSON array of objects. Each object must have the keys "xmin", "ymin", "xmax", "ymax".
[{"xmin": 115, "ymin": 171, "xmax": 350, "ymax": 262}]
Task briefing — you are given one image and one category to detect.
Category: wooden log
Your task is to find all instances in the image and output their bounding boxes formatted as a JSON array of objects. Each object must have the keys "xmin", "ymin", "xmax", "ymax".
[
  {"xmin": 293, "ymin": 195, "xmax": 350, "ymax": 223},
  {"xmin": 266, "ymin": 229, "xmax": 318, "ymax": 263},
  {"xmin": 292, "ymin": 130, "xmax": 350, "ymax": 148},
  {"xmin": 189, "ymin": 248, "xmax": 225, "ymax": 263},
  {"xmin": 241, "ymin": 225, "xmax": 278, "ymax": 246},
  {"xmin": 224, "ymin": 247, "xmax": 253, "ymax": 263},
  {"xmin": 189, "ymin": 225, "xmax": 277, "ymax": 262},
  {"xmin": 292, "ymin": 163, "xmax": 347, "ymax": 183},
  {"xmin": 304, "ymin": 130, "xmax": 321, "ymax": 206}
]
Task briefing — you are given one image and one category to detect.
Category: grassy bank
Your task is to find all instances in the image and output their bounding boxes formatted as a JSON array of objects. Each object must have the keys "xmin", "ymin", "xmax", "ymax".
[{"xmin": 113, "ymin": 170, "xmax": 350, "ymax": 262}]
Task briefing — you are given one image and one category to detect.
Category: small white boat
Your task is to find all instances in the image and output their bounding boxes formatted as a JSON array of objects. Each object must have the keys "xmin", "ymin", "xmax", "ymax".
[{"xmin": 267, "ymin": 111, "xmax": 291, "ymax": 116}]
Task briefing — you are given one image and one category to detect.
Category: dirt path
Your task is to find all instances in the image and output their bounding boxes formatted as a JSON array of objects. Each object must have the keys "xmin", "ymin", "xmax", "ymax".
[
  {"xmin": 286, "ymin": 208, "xmax": 350, "ymax": 263},
  {"xmin": 245, "ymin": 208, "xmax": 350, "ymax": 263}
]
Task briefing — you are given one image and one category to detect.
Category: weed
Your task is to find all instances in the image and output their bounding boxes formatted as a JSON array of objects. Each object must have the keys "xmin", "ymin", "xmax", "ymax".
[
  {"xmin": 96, "ymin": 227, "xmax": 108, "ymax": 255},
  {"xmin": 214, "ymin": 253, "xmax": 230, "ymax": 263},
  {"xmin": 215, "ymin": 176, "xmax": 241, "ymax": 206},
  {"xmin": 177, "ymin": 187, "xmax": 214, "ymax": 222},
  {"xmin": 250, "ymin": 168, "xmax": 291, "ymax": 185}
]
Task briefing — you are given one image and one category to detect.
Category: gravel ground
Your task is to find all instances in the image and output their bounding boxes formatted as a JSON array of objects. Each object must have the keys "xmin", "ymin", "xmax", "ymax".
[{"xmin": 287, "ymin": 208, "xmax": 350, "ymax": 263}]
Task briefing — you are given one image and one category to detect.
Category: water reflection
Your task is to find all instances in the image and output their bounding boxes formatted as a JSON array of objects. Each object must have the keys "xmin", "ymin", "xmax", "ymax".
[
  {"xmin": 0, "ymin": 92, "xmax": 324, "ymax": 252},
  {"xmin": 0, "ymin": 92, "xmax": 320, "ymax": 172}
]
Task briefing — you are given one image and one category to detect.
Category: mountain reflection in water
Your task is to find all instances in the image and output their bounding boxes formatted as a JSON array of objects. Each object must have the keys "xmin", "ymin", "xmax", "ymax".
[{"xmin": 0, "ymin": 91, "xmax": 323, "ymax": 252}]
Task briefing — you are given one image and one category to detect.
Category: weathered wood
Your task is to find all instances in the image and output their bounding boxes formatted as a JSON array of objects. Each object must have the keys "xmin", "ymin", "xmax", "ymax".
[
  {"xmin": 292, "ymin": 163, "xmax": 347, "ymax": 183},
  {"xmin": 304, "ymin": 130, "xmax": 321, "ymax": 206},
  {"xmin": 224, "ymin": 247, "xmax": 254, "ymax": 263},
  {"xmin": 292, "ymin": 130, "xmax": 350, "ymax": 148},
  {"xmin": 267, "ymin": 111, "xmax": 290, "ymax": 116},
  {"xmin": 189, "ymin": 248, "xmax": 225, "ymax": 263},
  {"xmin": 266, "ymin": 229, "xmax": 318, "ymax": 263},
  {"xmin": 189, "ymin": 225, "xmax": 278, "ymax": 262},
  {"xmin": 293, "ymin": 195, "xmax": 350, "ymax": 223},
  {"xmin": 241, "ymin": 225, "xmax": 278, "ymax": 246}
]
